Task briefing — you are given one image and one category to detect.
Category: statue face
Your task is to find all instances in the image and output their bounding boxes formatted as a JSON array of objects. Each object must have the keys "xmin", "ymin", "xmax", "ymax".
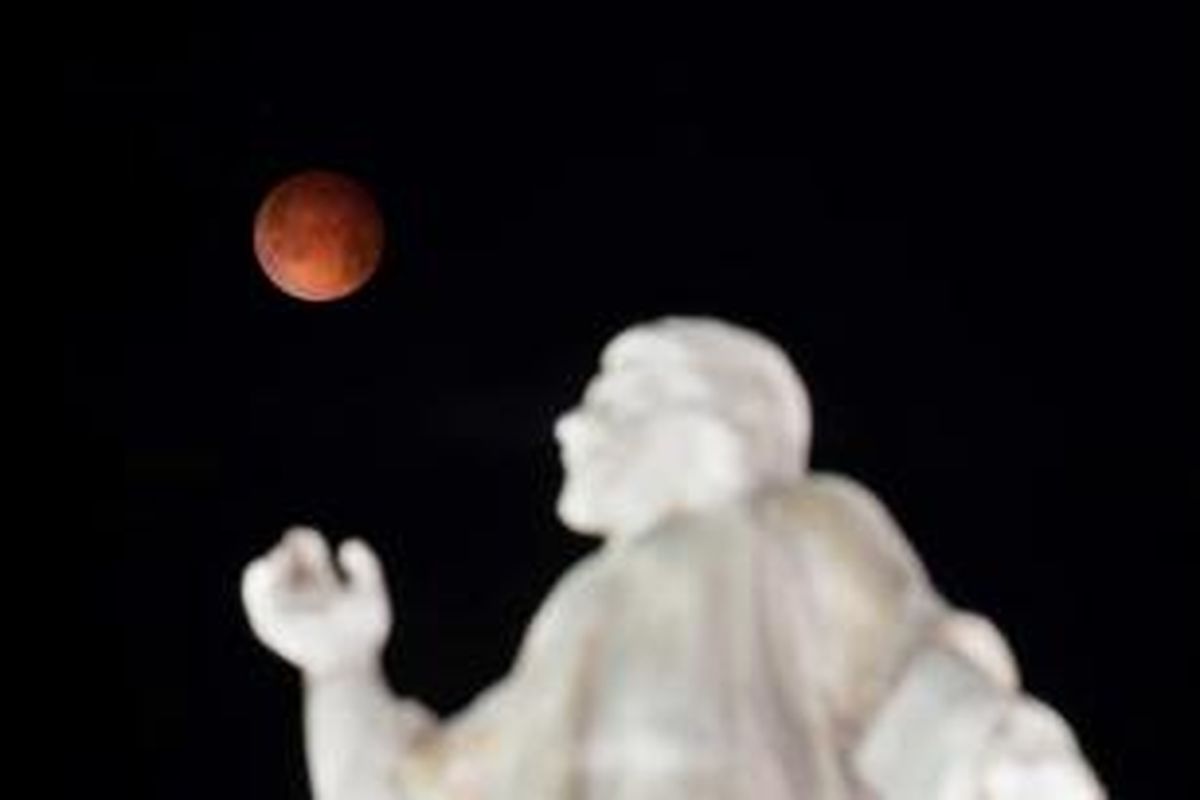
[{"xmin": 553, "ymin": 355, "xmax": 751, "ymax": 538}]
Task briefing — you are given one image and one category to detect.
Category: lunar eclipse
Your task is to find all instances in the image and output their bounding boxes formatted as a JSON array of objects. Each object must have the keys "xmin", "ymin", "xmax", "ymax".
[{"xmin": 253, "ymin": 170, "xmax": 384, "ymax": 301}]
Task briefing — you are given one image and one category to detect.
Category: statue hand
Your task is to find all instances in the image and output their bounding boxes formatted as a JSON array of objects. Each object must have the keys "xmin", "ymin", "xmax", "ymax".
[{"xmin": 241, "ymin": 527, "xmax": 393, "ymax": 678}]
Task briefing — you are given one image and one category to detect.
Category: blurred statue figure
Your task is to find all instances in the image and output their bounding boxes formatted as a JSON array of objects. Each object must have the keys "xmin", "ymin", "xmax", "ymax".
[{"xmin": 242, "ymin": 317, "xmax": 1106, "ymax": 800}]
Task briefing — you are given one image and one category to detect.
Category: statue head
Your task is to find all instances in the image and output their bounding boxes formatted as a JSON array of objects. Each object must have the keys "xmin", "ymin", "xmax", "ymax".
[{"xmin": 554, "ymin": 317, "xmax": 812, "ymax": 539}]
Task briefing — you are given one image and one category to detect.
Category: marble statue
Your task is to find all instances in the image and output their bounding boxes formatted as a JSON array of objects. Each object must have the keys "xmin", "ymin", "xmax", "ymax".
[{"xmin": 242, "ymin": 317, "xmax": 1107, "ymax": 800}]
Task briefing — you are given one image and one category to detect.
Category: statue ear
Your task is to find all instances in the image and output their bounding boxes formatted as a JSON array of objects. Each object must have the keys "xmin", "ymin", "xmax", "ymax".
[{"xmin": 667, "ymin": 412, "xmax": 756, "ymax": 503}]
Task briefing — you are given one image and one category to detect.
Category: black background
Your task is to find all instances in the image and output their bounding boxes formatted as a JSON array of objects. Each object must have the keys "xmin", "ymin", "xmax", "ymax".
[{"xmin": 58, "ymin": 5, "xmax": 1188, "ymax": 797}]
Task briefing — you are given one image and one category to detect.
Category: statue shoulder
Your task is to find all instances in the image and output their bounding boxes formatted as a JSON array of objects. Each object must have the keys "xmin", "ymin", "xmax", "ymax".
[
  {"xmin": 758, "ymin": 474, "xmax": 946, "ymax": 727},
  {"xmin": 762, "ymin": 471, "xmax": 901, "ymax": 532},
  {"xmin": 759, "ymin": 472, "xmax": 930, "ymax": 588},
  {"xmin": 517, "ymin": 553, "xmax": 613, "ymax": 664}
]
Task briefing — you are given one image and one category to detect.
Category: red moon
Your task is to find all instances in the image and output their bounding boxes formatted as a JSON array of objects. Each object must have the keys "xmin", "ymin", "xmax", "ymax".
[{"xmin": 253, "ymin": 170, "xmax": 384, "ymax": 301}]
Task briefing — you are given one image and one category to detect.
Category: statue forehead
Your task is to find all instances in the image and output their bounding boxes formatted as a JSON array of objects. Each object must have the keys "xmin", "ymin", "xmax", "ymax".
[
  {"xmin": 584, "ymin": 365, "xmax": 710, "ymax": 409},
  {"xmin": 589, "ymin": 319, "xmax": 807, "ymax": 420},
  {"xmin": 600, "ymin": 326, "xmax": 698, "ymax": 370},
  {"xmin": 593, "ymin": 329, "xmax": 714, "ymax": 397},
  {"xmin": 590, "ymin": 326, "xmax": 758, "ymax": 410},
  {"xmin": 599, "ymin": 318, "xmax": 783, "ymax": 374}
]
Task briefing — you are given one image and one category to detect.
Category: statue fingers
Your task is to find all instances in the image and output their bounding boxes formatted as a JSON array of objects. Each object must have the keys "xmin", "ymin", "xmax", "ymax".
[
  {"xmin": 277, "ymin": 526, "xmax": 339, "ymax": 593},
  {"xmin": 337, "ymin": 538, "xmax": 387, "ymax": 597}
]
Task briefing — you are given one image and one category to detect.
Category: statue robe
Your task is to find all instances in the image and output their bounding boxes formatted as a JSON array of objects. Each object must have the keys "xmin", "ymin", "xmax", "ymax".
[{"xmin": 387, "ymin": 474, "xmax": 1003, "ymax": 800}]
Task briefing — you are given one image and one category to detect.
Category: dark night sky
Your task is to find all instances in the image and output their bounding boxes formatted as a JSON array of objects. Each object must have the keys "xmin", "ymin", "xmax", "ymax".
[{"xmin": 58, "ymin": 6, "xmax": 1187, "ymax": 798}]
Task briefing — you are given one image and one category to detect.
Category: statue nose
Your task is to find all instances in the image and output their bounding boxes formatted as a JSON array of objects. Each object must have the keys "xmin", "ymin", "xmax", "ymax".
[
  {"xmin": 555, "ymin": 409, "xmax": 601, "ymax": 452},
  {"xmin": 554, "ymin": 410, "xmax": 582, "ymax": 445}
]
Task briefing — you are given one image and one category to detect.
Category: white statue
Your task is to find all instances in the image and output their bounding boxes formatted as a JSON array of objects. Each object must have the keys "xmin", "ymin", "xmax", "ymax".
[{"xmin": 242, "ymin": 317, "xmax": 1106, "ymax": 800}]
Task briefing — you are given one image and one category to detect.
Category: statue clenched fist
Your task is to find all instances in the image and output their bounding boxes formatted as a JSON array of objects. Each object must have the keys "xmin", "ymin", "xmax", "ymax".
[{"xmin": 242, "ymin": 527, "xmax": 392, "ymax": 679}]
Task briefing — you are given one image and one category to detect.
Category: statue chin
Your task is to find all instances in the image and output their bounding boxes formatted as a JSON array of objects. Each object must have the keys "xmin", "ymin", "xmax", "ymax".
[
  {"xmin": 556, "ymin": 479, "xmax": 663, "ymax": 540},
  {"xmin": 555, "ymin": 483, "xmax": 612, "ymax": 537},
  {"xmin": 555, "ymin": 499, "xmax": 591, "ymax": 535}
]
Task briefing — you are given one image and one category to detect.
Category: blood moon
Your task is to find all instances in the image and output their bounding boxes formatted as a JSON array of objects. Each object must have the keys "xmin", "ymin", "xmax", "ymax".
[{"xmin": 253, "ymin": 170, "xmax": 384, "ymax": 301}]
